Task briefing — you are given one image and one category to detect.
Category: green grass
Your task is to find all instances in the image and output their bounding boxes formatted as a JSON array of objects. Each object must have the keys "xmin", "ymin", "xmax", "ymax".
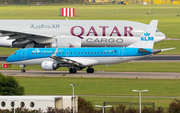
[
  {"xmin": 0, "ymin": 4, "xmax": 180, "ymax": 38},
  {"xmin": 14, "ymin": 77, "xmax": 180, "ymax": 108},
  {"xmin": 16, "ymin": 77, "xmax": 180, "ymax": 96}
]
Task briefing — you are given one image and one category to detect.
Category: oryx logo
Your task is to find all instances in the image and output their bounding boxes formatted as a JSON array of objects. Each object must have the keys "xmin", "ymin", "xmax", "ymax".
[
  {"xmin": 32, "ymin": 49, "xmax": 40, "ymax": 53},
  {"xmin": 68, "ymin": 43, "xmax": 74, "ymax": 48},
  {"xmin": 141, "ymin": 32, "xmax": 154, "ymax": 41}
]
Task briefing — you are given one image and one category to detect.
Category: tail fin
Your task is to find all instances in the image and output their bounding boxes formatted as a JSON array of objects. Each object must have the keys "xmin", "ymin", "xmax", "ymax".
[{"xmin": 128, "ymin": 20, "xmax": 158, "ymax": 49}]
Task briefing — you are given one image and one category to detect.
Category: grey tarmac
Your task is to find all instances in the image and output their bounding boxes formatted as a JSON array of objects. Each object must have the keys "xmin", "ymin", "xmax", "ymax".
[{"xmin": 1, "ymin": 70, "xmax": 180, "ymax": 79}]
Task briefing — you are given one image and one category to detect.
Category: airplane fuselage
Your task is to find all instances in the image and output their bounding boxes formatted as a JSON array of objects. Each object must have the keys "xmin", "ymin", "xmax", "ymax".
[
  {"xmin": 6, "ymin": 47, "xmax": 152, "ymax": 66},
  {"xmin": 0, "ymin": 20, "xmax": 165, "ymax": 48}
]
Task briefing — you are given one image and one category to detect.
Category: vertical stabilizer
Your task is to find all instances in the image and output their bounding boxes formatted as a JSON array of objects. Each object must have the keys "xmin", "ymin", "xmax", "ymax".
[{"xmin": 128, "ymin": 20, "xmax": 158, "ymax": 49}]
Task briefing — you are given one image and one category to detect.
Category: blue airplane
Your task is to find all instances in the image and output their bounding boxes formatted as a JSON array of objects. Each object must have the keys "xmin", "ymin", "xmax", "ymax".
[{"xmin": 6, "ymin": 20, "xmax": 175, "ymax": 73}]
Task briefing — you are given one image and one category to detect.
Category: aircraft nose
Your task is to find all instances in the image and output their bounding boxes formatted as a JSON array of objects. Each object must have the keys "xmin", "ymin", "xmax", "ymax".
[
  {"xmin": 6, "ymin": 55, "xmax": 14, "ymax": 62},
  {"xmin": 6, "ymin": 56, "xmax": 11, "ymax": 62},
  {"xmin": 154, "ymin": 31, "xmax": 166, "ymax": 43}
]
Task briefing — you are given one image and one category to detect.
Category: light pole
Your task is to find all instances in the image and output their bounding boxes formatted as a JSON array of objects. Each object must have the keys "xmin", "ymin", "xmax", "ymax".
[
  {"xmin": 132, "ymin": 90, "xmax": 148, "ymax": 113},
  {"xmin": 95, "ymin": 105, "xmax": 112, "ymax": 113},
  {"xmin": 70, "ymin": 84, "xmax": 77, "ymax": 113}
]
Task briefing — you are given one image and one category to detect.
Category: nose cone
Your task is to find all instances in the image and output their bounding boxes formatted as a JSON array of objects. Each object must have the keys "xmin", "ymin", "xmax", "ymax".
[
  {"xmin": 6, "ymin": 55, "xmax": 17, "ymax": 63},
  {"xmin": 6, "ymin": 56, "xmax": 12, "ymax": 62},
  {"xmin": 154, "ymin": 31, "xmax": 166, "ymax": 43}
]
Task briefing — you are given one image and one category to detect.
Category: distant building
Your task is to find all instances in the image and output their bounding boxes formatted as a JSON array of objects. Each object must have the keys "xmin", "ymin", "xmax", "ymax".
[{"xmin": 0, "ymin": 96, "xmax": 78, "ymax": 112}]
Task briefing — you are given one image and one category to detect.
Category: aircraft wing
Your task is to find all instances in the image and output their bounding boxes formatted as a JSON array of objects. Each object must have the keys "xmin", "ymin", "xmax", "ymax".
[
  {"xmin": 50, "ymin": 49, "xmax": 99, "ymax": 66},
  {"xmin": 0, "ymin": 29, "xmax": 54, "ymax": 39}
]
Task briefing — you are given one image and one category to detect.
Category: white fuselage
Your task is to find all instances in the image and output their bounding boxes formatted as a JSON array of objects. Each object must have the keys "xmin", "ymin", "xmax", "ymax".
[{"xmin": 0, "ymin": 20, "xmax": 165, "ymax": 48}]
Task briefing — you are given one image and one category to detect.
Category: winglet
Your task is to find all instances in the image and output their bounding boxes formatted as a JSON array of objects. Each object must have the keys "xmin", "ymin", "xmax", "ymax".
[{"xmin": 128, "ymin": 20, "xmax": 158, "ymax": 49}]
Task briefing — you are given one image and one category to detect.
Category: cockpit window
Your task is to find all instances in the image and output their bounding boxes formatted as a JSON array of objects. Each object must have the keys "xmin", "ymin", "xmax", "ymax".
[
  {"xmin": 156, "ymin": 29, "xmax": 160, "ymax": 32},
  {"xmin": 13, "ymin": 52, "xmax": 16, "ymax": 55}
]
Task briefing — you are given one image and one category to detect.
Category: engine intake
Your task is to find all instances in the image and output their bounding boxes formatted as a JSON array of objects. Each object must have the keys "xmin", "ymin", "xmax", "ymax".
[{"xmin": 41, "ymin": 61, "xmax": 60, "ymax": 71}]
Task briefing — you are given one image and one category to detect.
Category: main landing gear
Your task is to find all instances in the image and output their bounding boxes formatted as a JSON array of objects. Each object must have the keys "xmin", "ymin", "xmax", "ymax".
[
  {"xmin": 86, "ymin": 67, "xmax": 94, "ymax": 73},
  {"xmin": 69, "ymin": 68, "xmax": 77, "ymax": 73},
  {"xmin": 21, "ymin": 65, "xmax": 26, "ymax": 73}
]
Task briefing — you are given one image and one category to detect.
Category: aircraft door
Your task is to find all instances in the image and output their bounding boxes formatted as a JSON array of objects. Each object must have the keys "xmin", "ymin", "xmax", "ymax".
[
  {"xmin": 118, "ymin": 48, "xmax": 124, "ymax": 59},
  {"xmin": 21, "ymin": 49, "xmax": 27, "ymax": 60}
]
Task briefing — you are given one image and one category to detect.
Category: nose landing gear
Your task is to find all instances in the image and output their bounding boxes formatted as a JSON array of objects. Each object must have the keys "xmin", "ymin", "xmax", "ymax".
[{"xmin": 20, "ymin": 65, "xmax": 26, "ymax": 73}]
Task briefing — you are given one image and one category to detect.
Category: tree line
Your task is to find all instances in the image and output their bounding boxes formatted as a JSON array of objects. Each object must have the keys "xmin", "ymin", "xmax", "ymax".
[{"xmin": 0, "ymin": 0, "xmax": 89, "ymax": 5}]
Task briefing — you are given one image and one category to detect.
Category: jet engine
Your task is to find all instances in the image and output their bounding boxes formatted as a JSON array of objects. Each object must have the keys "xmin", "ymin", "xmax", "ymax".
[{"xmin": 41, "ymin": 61, "xmax": 60, "ymax": 71}]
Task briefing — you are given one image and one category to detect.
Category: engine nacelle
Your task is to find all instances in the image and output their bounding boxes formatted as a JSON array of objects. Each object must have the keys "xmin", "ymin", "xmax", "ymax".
[{"xmin": 41, "ymin": 61, "xmax": 60, "ymax": 71}]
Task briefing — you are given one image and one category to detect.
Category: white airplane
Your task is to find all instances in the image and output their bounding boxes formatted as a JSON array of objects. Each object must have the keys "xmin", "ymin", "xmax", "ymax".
[
  {"xmin": 0, "ymin": 20, "xmax": 165, "ymax": 48},
  {"xmin": 6, "ymin": 20, "xmax": 174, "ymax": 73}
]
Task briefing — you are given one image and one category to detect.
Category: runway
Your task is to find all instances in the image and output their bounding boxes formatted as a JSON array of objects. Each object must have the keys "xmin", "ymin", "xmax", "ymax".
[
  {"xmin": 1, "ymin": 70, "xmax": 180, "ymax": 79},
  {"xmin": 1, "ymin": 55, "xmax": 180, "ymax": 79}
]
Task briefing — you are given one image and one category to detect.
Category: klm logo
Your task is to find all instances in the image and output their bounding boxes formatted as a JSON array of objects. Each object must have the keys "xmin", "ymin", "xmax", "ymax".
[{"xmin": 141, "ymin": 32, "xmax": 154, "ymax": 41}]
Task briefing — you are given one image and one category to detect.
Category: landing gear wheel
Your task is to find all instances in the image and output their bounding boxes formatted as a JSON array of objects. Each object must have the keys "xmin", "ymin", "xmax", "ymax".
[
  {"xmin": 21, "ymin": 69, "xmax": 26, "ymax": 73},
  {"xmin": 86, "ymin": 67, "xmax": 94, "ymax": 73},
  {"xmin": 69, "ymin": 68, "xmax": 77, "ymax": 73},
  {"xmin": 73, "ymin": 68, "xmax": 77, "ymax": 73},
  {"xmin": 21, "ymin": 65, "xmax": 26, "ymax": 73}
]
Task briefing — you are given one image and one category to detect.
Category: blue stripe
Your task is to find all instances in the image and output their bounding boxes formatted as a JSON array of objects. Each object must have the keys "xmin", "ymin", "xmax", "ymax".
[{"xmin": 6, "ymin": 47, "xmax": 153, "ymax": 62}]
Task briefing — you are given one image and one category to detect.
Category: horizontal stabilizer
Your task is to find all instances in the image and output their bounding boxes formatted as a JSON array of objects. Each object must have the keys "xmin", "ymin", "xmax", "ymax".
[
  {"xmin": 161, "ymin": 48, "xmax": 176, "ymax": 51},
  {"xmin": 152, "ymin": 49, "xmax": 161, "ymax": 54},
  {"xmin": 138, "ymin": 48, "xmax": 151, "ymax": 53}
]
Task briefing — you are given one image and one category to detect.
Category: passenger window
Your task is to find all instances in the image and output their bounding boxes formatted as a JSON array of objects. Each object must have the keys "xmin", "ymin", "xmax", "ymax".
[
  {"xmin": 46, "ymin": 52, "xmax": 47, "ymax": 54},
  {"xmin": 104, "ymin": 52, "xmax": 106, "ymax": 54},
  {"xmin": 70, "ymin": 52, "xmax": 72, "ymax": 54},
  {"xmin": 42, "ymin": 52, "xmax": 44, "ymax": 54},
  {"xmin": 81, "ymin": 52, "xmax": 83, "ymax": 54},
  {"xmin": 101, "ymin": 52, "xmax": 102, "ymax": 54},
  {"xmin": 94, "ymin": 52, "xmax": 96, "ymax": 54},
  {"xmin": 74, "ymin": 52, "xmax": 76, "ymax": 54},
  {"xmin": 91, "ymin": 52, "xmax": 92, "ymax": 54},
  {"xmin": 78, "ymin": 52, "xmax": 80, "ymax": 54},
  {"xmin": 97, "ymin": 52, "xmax": 99, "ymax": 54},
  {"xmin": 32, "ymin": 53, "xmax": 33, "ymax": 54},
  {"xmin": 35, "ymin": 53, "xmax": 37, "ymax": 54},
  {"xmin": 85, "ymin": 52, "xmax": 86, "ymax": 54}
]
